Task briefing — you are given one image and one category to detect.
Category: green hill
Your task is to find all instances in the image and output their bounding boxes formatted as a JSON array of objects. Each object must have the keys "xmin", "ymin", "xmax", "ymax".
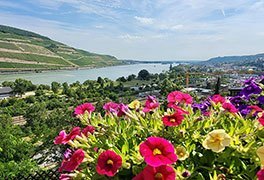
[{"xmin": 0, "ymin": 25, "xmax": 124, "ymax": 71}]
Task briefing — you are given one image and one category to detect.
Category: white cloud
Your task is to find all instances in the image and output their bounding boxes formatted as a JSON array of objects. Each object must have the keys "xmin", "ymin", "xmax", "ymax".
[
  {"xmin": 134, "ymin": 16, "xmax": 154, "ymax": 25},
  {"xmin": 119, "ymin": 34, "xmax": 142, "ymax": 40}
]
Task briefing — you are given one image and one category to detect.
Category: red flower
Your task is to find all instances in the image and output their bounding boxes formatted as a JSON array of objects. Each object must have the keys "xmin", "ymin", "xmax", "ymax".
[
  {"xmin": 257, "ymin": 169, "xmax": 264, "ymax": 180},
  {"xmin": 143, "ymin": 96, "xmax": 159, "ymax": 113},
  {"xmin": 139, "ymin": 137, "xmax": 177, "ymax": 167},
  {"xmin": 211, "ymin": 94, "xmax": 226, "ymax": 104},
  {"xmin": 167, "ymin": 91, "xmax": 193, "ymax": 107},
  {"xmin": 96, "ymin": 150, "xmax": 122, "ymax": 177},
  {"xmin": 59, "ymin": 149, "xmax": 85, "ymax": 172},
  {"xmin": 133, "ymin": 165, "xmax": 176, "ymax": 180},
  {"xmin": 81, "ymin": 125, "xmax": 95, "ymax": 136},
  {"xmin": 162, "ymin": 112, "xmax": 184, "ymax": 127},
  {"xmin": 54, "ymin": 127, "xmax": 81, "ymax": 144},
  {"xmin": 222, "ymin": 102, "xmax": 238, "ymax": 113},
  {"xmin": 258, "ymin": 114, "xmax": 264, "ymax": 126},
  {"xmin": 74, "ymin": 103, "xmax": 95, "ymax": 115}
]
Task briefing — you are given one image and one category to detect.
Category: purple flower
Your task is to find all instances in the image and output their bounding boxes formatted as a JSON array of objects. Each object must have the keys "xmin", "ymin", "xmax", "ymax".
[
  {"xmin": 117, "ymin": 103, "xmax": 129, "ymax": 117},
  {"xmin": 229, "ymin": 96, "xmax": 243, "ymax": 105},
  {"xmin": 238, "ymin": 105, "xmax": 251, "ymax": 116},
  {"xmin": 244, "ymin": 77, "xmax": 255, "ymax": 85},
  {"xmin": 64, "ymin": 148, "xmax": 73, "ymax": 159},
  {"xmin": 240, "ymin": 82, "xmax": 262, "ymax": 97},
  {"xmin": 258, "ymin": 96, "xmax": 264, "ymax": 105}
]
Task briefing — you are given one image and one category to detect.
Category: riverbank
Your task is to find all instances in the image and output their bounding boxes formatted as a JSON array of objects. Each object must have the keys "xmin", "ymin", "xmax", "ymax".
[
  {"xmin": 0, "ymin": 63, "xmax": 171, "ymax": 84},
  {"xmin": 0, "ymin": 61, "xmax": 127, "ymax": 75}
]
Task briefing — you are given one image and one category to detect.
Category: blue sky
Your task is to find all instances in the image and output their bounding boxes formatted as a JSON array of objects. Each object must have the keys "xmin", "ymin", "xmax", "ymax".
[{"xmin": 0, "ymin": 0, "xmax": 264, "ymax": 60}]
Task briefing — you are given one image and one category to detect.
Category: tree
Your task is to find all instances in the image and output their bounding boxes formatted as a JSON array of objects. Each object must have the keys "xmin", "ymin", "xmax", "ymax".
[
  {"xmin": 13, "ymin": 79, "xmax": 35, "ymax": 95},
  {"xmin": 127, "ymin": 74, "xmax": 136, "ymax": 81},
  {"xmin": 214, "ymin": 77, "xmax": 221, "ymax": 94},
  {"xmin": 51, "ymin": 82, "xmax": 61, "ymax": 94},
  {"xmin": 138, "ymin": 69, "xmax": 150, "ymax": 80}
]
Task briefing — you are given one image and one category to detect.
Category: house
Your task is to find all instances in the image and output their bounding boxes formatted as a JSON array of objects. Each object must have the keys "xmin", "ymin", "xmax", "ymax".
[{"xmin": 0, "ymin": 86, "xmax": 13, "ymax": 99}]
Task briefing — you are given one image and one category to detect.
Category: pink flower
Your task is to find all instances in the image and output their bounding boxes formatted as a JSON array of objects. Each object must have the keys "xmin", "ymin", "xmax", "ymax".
[
  {"xmin": 81, "ymin": 125, "xmax": 95, "ymax": 136},
  {"xmin": 54, "ymin": 130, "xmax": 67, "ymax": 144},
  {"xmin": 59, "ymin": 149, "xmax": 85, "ymax": 172},
  {"xmin": 167, "ymin": 91, "xmax": 193, "ymax": 107},
  {"xmin": 248, "ymin": 105, "xmax": 263, "ymax": 114},
  {"xmin": 222, "ymin": 102, "xmax": 238, "ymax": 113},
  {"xmin": 103, "ymin": 102, "xmax": 119, "ymax": 114},
  {"xmin": 103, "ymin": 102, "xmax": 129, "ymax": 117},
  {"xmin": 143, "ymin": 96, "xmax": 159, "ymax": 113},
  {"xmin": 96, "ymin": 150, "xmax": 122, "ymax": 177},
  {"xmin": 74, "ymin": 103, "xmax": 95, "ymax": 115},
  {"xmin": 162, "ymin": 112, "xmax": 184, "ymax": 127},
  {"xmin": 258, "ymin": 114, "xmax": 264, "ymax": 126},
  {"xmin": 59, "ymin": 174, "xmax": 71, "ymax": 180},
  {"xmin": 54, "ymin": 127, "xmax": 81, "ymax": 144},
  {"xmin": 211, "ymin": 94, "xmax": 226, "ymax": 104},
  {"xmin": 169, "ymin": 105, "xmax": 189, "ymax": 114},
  {"xmin": 133, "ymin": 165, "xmax": 176, "ymax": 180},
  {"xmin": 117, "ymin": 103, "xmax": 129, "ymax": 117},
  {"xmin": 139, "ymin": 137, "xmax": 177, "ymax": 167},
  {"xmin": 257, "ymin": 169, "xmax": 264, "ymax": 180}
]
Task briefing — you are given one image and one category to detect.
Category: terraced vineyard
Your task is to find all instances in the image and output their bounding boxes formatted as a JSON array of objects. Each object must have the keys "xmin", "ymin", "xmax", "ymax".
[{"xmin": 0, "ymin": 25, "xmax": 124, "ymax": 71}]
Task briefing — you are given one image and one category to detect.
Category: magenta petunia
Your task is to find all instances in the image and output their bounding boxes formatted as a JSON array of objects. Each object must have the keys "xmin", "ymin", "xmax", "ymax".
[
  {"xmin": 133, "ymin": 165, "xmax": 176, "ymax": 180},
  {"xmin": 103, "ymin": 102, "xmax": 119, "ymax": 114},
  {"xmin": 258, "ymin": 114, "xmax": 264, "ymax": 126},
  {"xmin": 59, "ymin": 149, "xmax": 85, "ymax": 172},
  {"xmin": 54, "ymin": 127, "xmax": 81, "ymax": 145},
  {"xmin": 96, "ymin": 150, "xmax": 122, "ymax": 177},
  {"xmin": 222, "ymin": 102, "xmax": 238, "ymax": 113},
  {"xmin": 143, "ymin": 96, "xmax": 159, "ymax": 113},
  {"xmin": 81, "ymin": 125, "xmax": 95, "ymax": 136},
  {"xmin": 257, "ymin": 169, "xmax": 264, "ymax": 180},
  {"xmin": 139, "ymin": 137, "xmax": 177, "ymax": 167},
  {"xmin": 211, "ymin": 94, "xmax": 226, "ymax": 104},
  {"xmin": 74, "ymin": 103, "xmax": 95, "ymax": 115},
  {"xmin": 167, "ymin": 91, "xmax": 193, "ymax": 106},
  {"xmin": 162, "ymin": 112, "xmax": 184, "ymax": 127}
]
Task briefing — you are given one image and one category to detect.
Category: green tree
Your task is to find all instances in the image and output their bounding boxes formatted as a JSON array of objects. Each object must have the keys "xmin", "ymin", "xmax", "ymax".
[
  {"xmin": 51, "ymin": 81, "xmax": 61, "ymax": 94},
  {"xmin": 138, "ymin": 69, "xmax": 150, "ymax": 80}
]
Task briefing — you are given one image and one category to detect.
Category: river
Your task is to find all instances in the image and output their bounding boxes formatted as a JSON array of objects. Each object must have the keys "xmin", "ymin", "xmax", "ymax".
[{"xmin": 0, "ymin": 63, "xmax": 173, "ymax": 85}]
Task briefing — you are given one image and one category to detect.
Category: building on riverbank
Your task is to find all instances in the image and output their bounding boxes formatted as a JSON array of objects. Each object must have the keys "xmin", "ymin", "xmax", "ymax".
[{"xmin": 0, "ymin": 86, "xmax": 13, "ymax": 99}]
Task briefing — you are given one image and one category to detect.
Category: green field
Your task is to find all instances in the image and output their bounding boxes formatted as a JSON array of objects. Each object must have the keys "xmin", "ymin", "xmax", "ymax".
[
  {"xmin": 0, "ymin": 51, "xmax": 71, "ymax": 66},
  {"xmin": 0, "ymin": 61, "xmax": 61, "ymax": 69},
  {"xmin": 0, "ymin": 41, "xmax": 20, "ymax": 50}
]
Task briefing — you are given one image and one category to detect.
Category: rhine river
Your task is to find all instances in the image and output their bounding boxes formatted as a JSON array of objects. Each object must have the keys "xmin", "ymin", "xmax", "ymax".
[{"xmin": 0, "ymin": 63, "xmax": 172, "ymax": 84}]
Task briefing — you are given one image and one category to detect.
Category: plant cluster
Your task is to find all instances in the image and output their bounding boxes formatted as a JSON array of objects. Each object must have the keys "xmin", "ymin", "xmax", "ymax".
[{"xmin": 55, "ymin": 77, "xmax": 264, "ymax": 179}]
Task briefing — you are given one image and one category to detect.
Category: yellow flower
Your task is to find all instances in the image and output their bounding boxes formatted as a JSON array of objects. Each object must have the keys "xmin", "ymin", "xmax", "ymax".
[
  {"xmin": 128, "ymin": 100, "xmax": 141, "ymax": 110},
  {"xmin": 175, "ymin": 146, "xmax": 189, "ymax": 161},
  {"xmin": 257, "ymin": 146, "xmax": 264, "ymax": 166},
  {"xmin": 202, "ymin": 129, "xmax": 231, "ymax": 153}
]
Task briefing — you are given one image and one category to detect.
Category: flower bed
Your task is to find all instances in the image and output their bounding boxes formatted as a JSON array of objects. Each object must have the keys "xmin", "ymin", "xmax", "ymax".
[{"xmin": 55, "ymin": 77, "xmax": 264, "ymax": 179}]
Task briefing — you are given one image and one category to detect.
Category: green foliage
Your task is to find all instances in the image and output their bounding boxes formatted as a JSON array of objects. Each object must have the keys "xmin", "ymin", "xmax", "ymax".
[
  {"xmin": 0, "ymin": 51, "xmax": 70, "ymax": 65},
  {"xmin": 0, "ymin": 114, "xmax": 37, "ymax": 178}
]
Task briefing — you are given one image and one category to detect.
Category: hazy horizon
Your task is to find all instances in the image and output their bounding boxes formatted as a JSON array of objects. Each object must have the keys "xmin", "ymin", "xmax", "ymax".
[{"xmin": 0, "ymin": 0, "xmax": 263, "ymax": 61}]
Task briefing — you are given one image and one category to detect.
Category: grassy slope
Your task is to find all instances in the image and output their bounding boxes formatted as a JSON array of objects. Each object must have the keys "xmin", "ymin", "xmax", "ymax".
[{"xmin": 0, "ymin": 25, "xmax": 123, "ymax": 70}]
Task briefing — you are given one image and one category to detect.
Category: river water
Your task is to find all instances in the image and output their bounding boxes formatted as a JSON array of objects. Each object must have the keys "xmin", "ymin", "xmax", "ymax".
[{"xmin": 0, "ymin": 63, "xmax": 173, "ymax": 84}]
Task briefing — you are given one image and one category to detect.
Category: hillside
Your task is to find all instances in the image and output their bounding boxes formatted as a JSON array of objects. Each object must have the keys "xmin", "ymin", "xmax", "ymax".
[
  {"xmin": 0, "ymin": 25, "xmax": 123, "ymax": 71},
  {"xmin": 205, "ymin": 53, "xmax": 264, "ymax": 65}
]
